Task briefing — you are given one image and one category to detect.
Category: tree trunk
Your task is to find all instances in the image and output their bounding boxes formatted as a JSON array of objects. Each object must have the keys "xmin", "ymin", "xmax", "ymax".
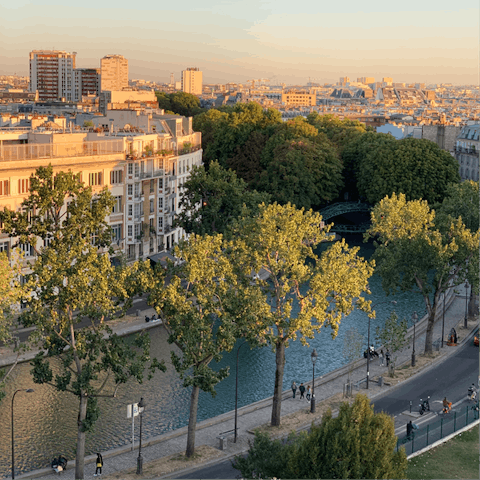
[
  {"xmin": 271, "ymin": 341, "xmax": 286, "ymax": 427},
  {"xmin": 468, "ymin": 287, "xmax": 477, "ymax": 317},
  {"xmin": 75, "ymin": 393, "xmax": 88, "ymax": 480},
  {"xmin": 424, "ymin": 304, "xmax": 437, "ymax": 354},
  {"xmin": 186, "ymin": 384, "xmax": 200, "ymax": 458}
]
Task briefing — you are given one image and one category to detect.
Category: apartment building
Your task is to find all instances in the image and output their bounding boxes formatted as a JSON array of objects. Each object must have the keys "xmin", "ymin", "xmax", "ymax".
[
  {"xmin": 101, "ymin": 55, "xmax": 129, "ymax": 92},
  {"xmin": 181, "ymin": 68, "xmax": 202, "ymax": 95},
  {"xmin": 74, "ymin": 68, "xmax": 100, "ymax": 100},
  {"xmin": 454, "ymin": 124, "xmax": 479, "ymax": 181},
  {"xmin": 0, "ymin": 117, "xmax": 202, "ymax": 265},
  {"xmin": 281, "ymin": 90, "xmax": 316, "ymax": 107},
  {"xmin": 29, "ymin": 50, "xmax": 76, "ymax": 101}
]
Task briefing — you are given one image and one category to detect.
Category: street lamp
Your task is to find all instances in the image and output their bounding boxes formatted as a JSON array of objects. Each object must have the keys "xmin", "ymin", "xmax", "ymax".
[
  {"xmin": 310, "ymin": 349, "xmax": 318, "ymax": 413},
  {"xmin": 366, "ymin": 300, "xmax": 397, "ymax": 389},
  {"xmin": 464, "ymin": 281, "xmax": 469, "ymax": 328},
  {"xmin": 136, "ymin": 397, "xmax": 145, "ymax": 475},
  {"xmin": 11, "ymin": 389, "xmax": 34, "ymax": 480},
  {"xmin": 411, "ymin": 311, "xmax": 418, "ymax": 367},
  {"xmin": 234, "ymin": 341, "xmax": 248, "ymax": 443}
]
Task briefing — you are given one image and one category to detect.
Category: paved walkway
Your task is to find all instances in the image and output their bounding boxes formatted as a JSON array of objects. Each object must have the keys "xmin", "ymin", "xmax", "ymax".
[{"xmin": 10, "ymin": 285, "xmax": 479, "ymax": 480}]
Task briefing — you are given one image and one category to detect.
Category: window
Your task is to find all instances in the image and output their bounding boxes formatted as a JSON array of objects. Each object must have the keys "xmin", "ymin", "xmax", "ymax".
[
  {"xmin": 139, "ymin": 242, "xmax": 143, "ymax": 257},
  {"xmin": 128, "ymin": 163, "xmax": 133, "ymax": 175},
  {"xmin": 158, "ymin": 217, "xmax": 163, "ymax": 229},
  {"xmin": 110, "ymin": 170, "xmax": 123, "ymax": 184},
  {"xmin": 128, "ymin": 204, "xmax": 133, "ymax": 216},
  {"xmin": 111, "ymin": 224, "xmax": 122, "ymax": 243},
  {"xmin": 127, "ymin": 225, "xmax": 133, "ymax": 237},
  {"xmin": 158, "ymin": 197, "xmax": 163, "ymax": 209},
  {"xmin": 150, "ymin": 179, "xmax": 154, "ymax": 193},
  {"xmin": 158, "ymin": 178, "xmax": 163, "ymax": 189},
  {"xmin": 0, "ymin": 180, "xmax": 9, "ymax": 196},
  {"xmin": 0, "ymin": 241, "xmax": 9, "ymax": 254},
  {"xmin": 134, "ymin": 224, "xmax": 141, "ymax": 238},
  {"xmin": 112, "ymin": 196, "xmax": 123, "ymax": 214},
  {"xmin": 127, "ymin": 184, "xmax": 133, "ymax": 195},
  {"xmin": 135, "ymin": 164, "xmax": 140, "ymax": 177},
  {"xmin": 18, "ymin": 242, "xmax": 34, "ymax": 257},
  {"xmin": 44, "ymin": 237, "xmax": 53, "ymax": 249},
  {"xmin": 127, "ymin": 244, "xmax": 135, "ymax": 260},
  {"xmin": 149, "ymin": 218, "xmax": 154, "ymax": 229},
  {"xmin": 18, "ymin": 178, "xmax": 30, "ymax": 195},
  {"xmin": 149, "ymin": 237, "xmax": 154, "ymax": 253},
  {"xmin": 150, "ymin": 199, "xmax": 154, "ymax": 213},
  {"xmin": 89, "ymin": 172, "xmax": 103, "ymax": 186},
  {"xmin": 134, "ymin": 204, "xmax": 140, "ymax": 218},
  {"xmin": 134, "ymin": 183, "xmax": 140, "ymax": 197}
]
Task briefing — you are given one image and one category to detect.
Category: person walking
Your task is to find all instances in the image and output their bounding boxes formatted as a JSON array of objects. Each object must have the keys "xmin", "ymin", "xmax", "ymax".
[
  {"xmin": 94, "ymin": 452, "xmax": 103, "ymax": 476},
  {"xmin": 306, "ymin": 385, "xmax": 311, "ymax": 401},
  {"xmin": 379, "ymin": 349, "xmax": 384, "ymax": 366},
  {"xmin": 406, "ymin": 420, "xmax": 414, "ymax": 441},
  {"xmin": 299, "ymin": 383, "xmax": 306, "ymax": 399},
  {"xmin": 385, "ymin": 350, "xmax": 391, "ymax": 367},
  {"xmin": 291, "ymin": 381, "xmax": 297, "ymax": 398}
]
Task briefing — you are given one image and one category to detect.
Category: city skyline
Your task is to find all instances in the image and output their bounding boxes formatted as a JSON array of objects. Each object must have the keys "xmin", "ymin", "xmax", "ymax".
[{"xmin": 0, "ymin": 1, "xmax": 479, "ymax": 85}]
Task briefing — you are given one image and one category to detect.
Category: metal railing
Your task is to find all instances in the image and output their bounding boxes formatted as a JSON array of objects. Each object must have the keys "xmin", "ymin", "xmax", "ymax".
[
  {"xmin": 0, "ymin": 139, "xmax": 124, "ymax": 162},
  {"xmin": 396, "ymin": 404, "xmax": 479, "ymax": 455}
]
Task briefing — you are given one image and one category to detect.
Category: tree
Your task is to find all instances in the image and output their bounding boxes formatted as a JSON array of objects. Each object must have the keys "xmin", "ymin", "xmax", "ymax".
[
  {"xmin": 365, "ymin": 192, "xmax": 479, "ymax": 354},
  {"xmin": 375, "ymin": 311, "xmax": 408, "ymax": 376},
  {"xmin": 0, "ymin": 166, "xmax": 165, "ymax": 479},
  {"xmin": 234, "ymin": 203, "xmax": 374, "ymax": 426},
  {"xmin": 0, "ymin": 252, "xmax": 22, "ymax": 402},
  {"xmin": 233, "ymin": 394, "xmax": 408, "ymax": 479},
  {"xmin": 356, "ymin": 137, "xmax": 460, "ymax": 205},
  {"xmin": 342, "ymin": 327, "xmax": 365, "ymax": 389},
  {"xmin": 155, "ymin": 91, "xmax": 204, "ymax": 117},
  {"xmin": 149, "ymin": 234, "xmax": 269, "ymax": 457},
  {"xmin": 83, "ymin": 120, "xmax": 94, "ymax": 128},
  {"xmin": 175, "ymin": 161, "xmax": 270, "ymax": 237}
]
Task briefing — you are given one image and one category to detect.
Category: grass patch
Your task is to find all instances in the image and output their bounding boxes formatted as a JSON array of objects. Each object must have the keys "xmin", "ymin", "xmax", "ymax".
[{"xmin": 406, "ymin": 424, "xmax": 479, "ymax": 479}]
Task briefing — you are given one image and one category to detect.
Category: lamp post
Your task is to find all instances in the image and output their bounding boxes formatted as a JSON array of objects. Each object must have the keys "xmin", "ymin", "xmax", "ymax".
[
  {"xmin": 464, "ymin": 281, "xmax": 469, "ymax": 328},
  {"xmin": 366, "ymin": 300, "xmax": 397, "ymax": 389},
  {"xmin": 442, "ymin": 291, "xmax": 446, "ymax": 348},
  {"xmin": 136, "ymin": 397, "xmax": 145, "ymax": 475},
  {"xmin": 234, "ymin": 341, "xmax": 248, "ymax": 443},
  {"xmin": 411, "ymin": 311, "xmax": 418, "ymax": 367},
  {"xmin": 310, "ymin": 349, "xmax": 318, "ymax": 413},
  {"xmin": 11, "ymin": 389, "xmax": 34, "ymax": 480}
]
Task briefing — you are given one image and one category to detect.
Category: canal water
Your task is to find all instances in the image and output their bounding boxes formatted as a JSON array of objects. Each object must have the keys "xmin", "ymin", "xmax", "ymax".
[{"xmin": 0, "ymin": 236, "xmax": 428, "ymax": 477}]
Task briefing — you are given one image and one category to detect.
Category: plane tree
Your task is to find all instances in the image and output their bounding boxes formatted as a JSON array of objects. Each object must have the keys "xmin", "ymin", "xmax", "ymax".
[
  {"xmin": 233, "ymin": 203, "xmax": 374, "ymax": 426},
  {"xmin": 365, "ymin": 192, "xmax": 479, "ymax": 353},
  {"xmin": 0, "ymin": 166, "xmax": 165, "ymax": 479},
  {"xmin": 148, "ymin": 233, "xmax": 270, "ymax": 457}
]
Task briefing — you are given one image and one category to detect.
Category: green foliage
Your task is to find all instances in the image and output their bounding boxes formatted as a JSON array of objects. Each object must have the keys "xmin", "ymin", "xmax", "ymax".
[
  {"xmin": 155, "ymin": 91, "xmax": 204, "ymax": 117},
  {"xmin": 355, "ymin": 137, "xmax": 460, "ymax": 205},
  {"xmin": 234, "ymin": 203, "xmax": 374, "ymax": 425},
  {"xmin": 366, "ymin": 192, "xmax": 479, "ymax": 352},
  {"xmin": 83, "ymin": 120, "xmax": 94, "ymax": 128},
  {"xmin": 175, "ymin": 160, "xmax": 270, "ymax": 237},
  {"xmin": 375, "ymin": 311, "xmax": 408, "ymax": 375},
  {"xmin": 1, "ymin": 166, "xmax": 164, "ymax": 478},
  {"xmin": 234, "ymin": 394, "xmax": 408, "ymax": 479}
]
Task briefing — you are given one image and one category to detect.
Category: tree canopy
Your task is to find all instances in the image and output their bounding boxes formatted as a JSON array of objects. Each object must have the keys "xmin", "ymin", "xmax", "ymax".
[
  {"xmin": 233, "ymin": 203, "xmax": 374, "ymax": 426},
  {"xmin": 175, "ymin": 160, "xmax": 270, "ymax": 237},
  {"xmin": 155, "ymin": 91, "xmax": 204, "ymax": 117},
  {"xmin": 365, "ymin": 192, "xmax": 479, "ymax": 353},
  {"xmin": 233, "ymin": 394, "xmax": 408, "ymax": 479}
]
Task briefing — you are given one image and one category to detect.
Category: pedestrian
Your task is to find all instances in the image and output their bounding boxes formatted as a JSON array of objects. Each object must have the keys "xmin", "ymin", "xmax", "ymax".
[
  {"xmin": 406, "ymin": 420, "xmax": 413, "ymax": 440},
  {"xmin": 379, "ymin": 349, "xmax": 384, "ymax": 366},
  {"xmin": 385, "ymin": 350, "xmax": 391, "ymax": 367},
  {"xmin": 291, "ymin": 381, "xmax": 297, "ymax": 398},
  {"xmin": 306, "ymin": 385, "xmax": 311, "ymax": 401},
  {"xmin": 94, "ymin": 452, "xmax": 103, "ymax": 476},
  {"xmin": 299, "ymin": 382, "xmax": 305, "ymax": 399}
]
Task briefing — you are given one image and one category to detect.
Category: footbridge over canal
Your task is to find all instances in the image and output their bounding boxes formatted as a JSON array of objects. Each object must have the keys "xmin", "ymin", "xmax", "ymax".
[{"xmin": 320, "ymin": 202, "xmax": 373, "ymax": 233}]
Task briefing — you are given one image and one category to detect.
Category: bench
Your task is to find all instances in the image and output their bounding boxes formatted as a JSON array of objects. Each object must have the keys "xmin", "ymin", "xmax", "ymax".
[
  {"xmin": 354, "ymin": 377, "xmax": 367, "ymax": 389},
  {"xmin": 217, "ymin": 429, "xmax": 236, "ymax": 450}
]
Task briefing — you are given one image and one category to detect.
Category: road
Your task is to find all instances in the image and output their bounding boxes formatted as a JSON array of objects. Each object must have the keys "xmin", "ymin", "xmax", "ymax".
[{"xmin": 169, "ymin": 341, "xmax": 479, "ymax": 479}]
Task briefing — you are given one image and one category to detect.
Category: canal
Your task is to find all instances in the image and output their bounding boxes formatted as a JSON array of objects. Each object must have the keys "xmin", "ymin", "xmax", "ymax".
[{"xmin": 0, "ymin": 235, "xmax": 429, "ymax": 477}]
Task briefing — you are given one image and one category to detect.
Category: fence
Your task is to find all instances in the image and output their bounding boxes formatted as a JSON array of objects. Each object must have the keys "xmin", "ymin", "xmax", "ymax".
[
  {"xmin": 396, "ymin": 404, "xmax": 479, "ymax": 455},
  {"xmin": 0, "ymin": 139, "xmax": 124, "ymax": 161}
]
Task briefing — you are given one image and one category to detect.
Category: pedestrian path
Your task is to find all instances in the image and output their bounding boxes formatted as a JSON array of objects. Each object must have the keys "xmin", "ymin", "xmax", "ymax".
[{"xmin": 12, "ymin": 286, "xmax": 479, "ymax": 480}]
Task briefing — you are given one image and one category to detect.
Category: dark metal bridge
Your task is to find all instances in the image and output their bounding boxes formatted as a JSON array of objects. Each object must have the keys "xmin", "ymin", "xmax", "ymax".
[{"xmin": 320, "ymin": 202, "xmax": 372, "ymax": 234}]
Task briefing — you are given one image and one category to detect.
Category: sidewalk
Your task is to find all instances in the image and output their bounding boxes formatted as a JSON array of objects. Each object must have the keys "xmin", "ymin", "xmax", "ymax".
[{"xmin": 11, "ymin": 286, "xmax": 479, "ymax": 480}]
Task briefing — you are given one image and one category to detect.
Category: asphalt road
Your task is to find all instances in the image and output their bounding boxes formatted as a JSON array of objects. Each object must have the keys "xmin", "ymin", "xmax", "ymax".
[{"xmin": 169, "ymin": 341, "xmax": 479, "ymax": 480}]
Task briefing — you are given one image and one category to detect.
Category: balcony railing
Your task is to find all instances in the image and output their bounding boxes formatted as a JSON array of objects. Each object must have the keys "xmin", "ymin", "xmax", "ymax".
[
  {"xmin": 454, "ymin": 146, "xmax": 478, "ymax": 155},
  {"xmin": 0, "ymin": 139, "xmax": 124, "ymax": 162}
]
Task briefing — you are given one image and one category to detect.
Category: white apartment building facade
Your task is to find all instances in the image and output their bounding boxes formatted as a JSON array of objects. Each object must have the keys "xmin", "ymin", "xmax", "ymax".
[
  {"xmin": 454, "ymin": 124, "xmax": 479, "ymax": 182},
  {"xmin": 29, "ymin": 50, "xmax": 76, "ymax": 102},
  {"xmin": 101, "ymin": 55, "xmax": 129, "ymax": 92},
  {"xmin": 0, "ymin": 121, "xmax": 202, "ymax": 266},
  {"xmin": 181, "ymin": 68, "xmax": 202, "ymax": 95}
]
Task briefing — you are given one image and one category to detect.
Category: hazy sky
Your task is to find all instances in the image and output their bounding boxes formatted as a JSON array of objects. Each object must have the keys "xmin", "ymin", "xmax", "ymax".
[{"xmin": 0, "ymin": 0, "xmax": 478, "ymax": 85}]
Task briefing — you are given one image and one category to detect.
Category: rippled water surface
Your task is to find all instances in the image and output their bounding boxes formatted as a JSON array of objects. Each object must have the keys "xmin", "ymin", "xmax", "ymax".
[{"xmin": 0, "ymin": 237, "xmax": 428, "ymax": 477}]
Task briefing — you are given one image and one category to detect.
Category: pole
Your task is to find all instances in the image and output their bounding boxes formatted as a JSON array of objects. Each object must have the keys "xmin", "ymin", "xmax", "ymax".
[
  {"xmin": 464, "ymin": 282, "xmax": 469, "ymax": 328},
  {"xmin": 136, "ymin": 400, "xmax": 144, "ymax": 475},
  {"xmin": 11, "ymin": 390, "xmax": 18, "ymax": 480},
  {"xmin": 411, "ymin": 322, "xmax": 416, "ymax": 367},
  {"xmin": 234, "ymin": 341, "xmax": 247, "ymax": 443},
  {"xmin": 131, "ymin": 409, "xmax": 134, "ymax": 451},
  {"xmin": 311, "ymin": 362, "xmax": 316, "ymax": 413},
  {"xmin": 366, "ymin": 315, "xmax": 370, "ymax": 389},
  {"xmin": 442, "ymin": 291, "xmax": 446, "ymax": 348}
]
